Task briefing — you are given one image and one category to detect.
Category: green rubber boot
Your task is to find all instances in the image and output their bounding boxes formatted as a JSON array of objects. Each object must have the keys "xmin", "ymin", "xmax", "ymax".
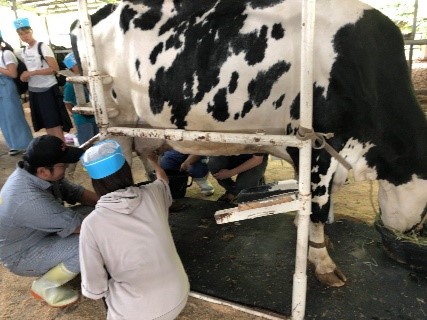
[{"xmin": 31, "ymin": 263, "xmax": 79, "ymax": 307}]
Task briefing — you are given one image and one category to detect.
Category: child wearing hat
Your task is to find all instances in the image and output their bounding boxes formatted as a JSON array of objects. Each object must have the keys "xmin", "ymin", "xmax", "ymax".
[
  {"xmin": 0, "ymin": 29, "xmax": 33, "ymax": 155},
  {"xmin": 13, "ymin": 17, "xmax": 72, "ymax": 141},
  {"xmin": 63, "ymin": 52, "xmax": 98, "ymax": 146},
  {"xmin": 80, "ymin": 140, "xmax": 189, "ymax": 319}
]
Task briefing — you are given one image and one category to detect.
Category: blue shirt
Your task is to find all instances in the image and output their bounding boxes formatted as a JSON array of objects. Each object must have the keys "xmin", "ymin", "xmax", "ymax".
[
  {"xmin": 0, "ymin": 165, "xmax": 84, "ymax": 267},
  {"xmin": 63, "ymin": 82, "xmax": 96, "ymax": 125}
]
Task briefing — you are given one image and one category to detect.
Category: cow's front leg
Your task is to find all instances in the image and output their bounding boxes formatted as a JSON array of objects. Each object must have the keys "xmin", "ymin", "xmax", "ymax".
[{"xmin": 308, "ymin": 222, "xmax": 346, "ymax": 287}]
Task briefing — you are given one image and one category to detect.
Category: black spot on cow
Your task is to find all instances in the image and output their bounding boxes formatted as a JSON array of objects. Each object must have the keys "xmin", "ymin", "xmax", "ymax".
[
  {"xmin": 273, "ymin": 94, "xmax": 285, "ymax": 109},
  {"xmin": 310, "ymin": 200, "xmax": 330, "ymax": 223},
  {"xmin": 145, "ymin": 0, "xmax": 290, "ymax": 128},
  {"xmin": 133, "ymin": 2, "xmax": 163, "ymax": 30},
  {"xmin": 231, "ymin": 25, "xmax": 269, "ymax": 65},
  {"xmin": 241, "ymin": 101, "xmax": 253, "ymax": 119},
  {"xmin": 289, "ymin": 84, "xmax": 326, "ymax": 124},
  {"xmin": 90, "ymin": 3, "xmax": 116, "ymax": 27},
  {"xmin": 229, "ymin": 72, "xmax": 239, "ymax": 93},
  {"xmin": 150, "ymin": 43, "xmax": 163, "ymax": 64},
  {"xmin": 120, "ymin": 5, "xmax": 138, "ymax": 33},
  {"xmin": 135, "ymin": 59, "xmax": 141, "ymax": 79},
  {"xmin": 286, "ymin": 124, "xmax": 297, "ymax": 135},
  {"xmin": 234, "ymin": 112, "xmax": 240, "ymax": 120},
  {"xmin": 149, "ymin": 67, "xmax": 167, "ymax": 115},
  {"xmin": 249, "ymin": 0, "xmax": 284, "ymax": 9},
  {"xmin": 207, "ymin": 88, "xmax": 230, "ymax": 122},
  {"xmin": 247, "ymin": 61, "xmax": 290, "ymax": 108},
  {"xmin": 271, "ymin": 23, "xmax": 284, "ymax": 40},
  {"xmin": 165, "ymin": 32, "xmax": 183, "ymax": 50}
]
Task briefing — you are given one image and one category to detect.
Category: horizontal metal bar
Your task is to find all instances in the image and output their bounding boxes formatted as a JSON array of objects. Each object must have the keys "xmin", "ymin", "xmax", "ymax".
[
  {"xmin": 215, "ymin": 199, "xmax": 300, "ymax": 224},
  {"xmin": 107, "ymin": 127, "xmax": 304, "ymax": 148},
  {"xmin": 404, "ymin": 39, "xmax": 427, "ymax": 45},
  {"xmin": 66, "ymin": 75, "xmax": 113, "ymax": 84}
]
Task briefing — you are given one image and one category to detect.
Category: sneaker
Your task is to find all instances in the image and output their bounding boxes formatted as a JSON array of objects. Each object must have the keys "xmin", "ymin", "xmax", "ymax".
[
  {"xmin": 194, "ymin": 177, "xmax": 214, "ymax": 196},
  {"xmin": 8, "ymin": 149, "xmax": 20, "ymax": 156}
]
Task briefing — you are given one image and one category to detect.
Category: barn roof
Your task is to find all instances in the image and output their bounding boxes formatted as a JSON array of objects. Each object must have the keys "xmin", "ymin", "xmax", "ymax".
[{"xmin": 1, "ymin": 0, "xmax": 115, "ymax": 15}]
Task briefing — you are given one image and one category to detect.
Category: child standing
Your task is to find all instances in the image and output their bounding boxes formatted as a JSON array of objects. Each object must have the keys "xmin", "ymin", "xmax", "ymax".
[
  {"xmin": 0, "ymin": 30, "xmax": 33, "ymax": 155},
  {"xmin": 62, "ymin": 52, "xmax": 98, "ymax": 145}
]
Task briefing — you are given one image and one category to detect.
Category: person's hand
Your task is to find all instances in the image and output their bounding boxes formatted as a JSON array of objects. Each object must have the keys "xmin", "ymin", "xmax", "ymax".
[
  {"xmin": 213, "ymin": 169, "xmax": 233, "ymax": 180},
  {"xmin": 20, "ymin": 70, "xmax": 31, "ymax": 82},
  {"xmin": 147, "ymin": 153, "xmax": 156, "ymax": 163},
  {"xmin": 180, "ymin": 160, "xmax": 191, "ymax": 172}
]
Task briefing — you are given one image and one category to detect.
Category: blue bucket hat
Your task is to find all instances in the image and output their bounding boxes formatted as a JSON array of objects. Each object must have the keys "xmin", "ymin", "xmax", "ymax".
[
  {"xmin": 63, "ymin": 52, "xmax": 77, "ymax": 69},
  {"xmin": 81, "ymin": 140, "xmax": 126, "ymax": 179},
  {"xmin": 14, "ymin": 18, "xmax": 31, "ymax": 30}
]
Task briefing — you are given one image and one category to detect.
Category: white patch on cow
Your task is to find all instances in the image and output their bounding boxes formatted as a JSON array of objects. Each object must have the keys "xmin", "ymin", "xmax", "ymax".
[
  {"xmin": 339, "ymin": 138, "xmax": 377, "ymax": 182},
  {"xmin": 311, "ymin": 157, "xmax": 338, "ymax": 209},
  {"xmin": 308, "ymin": 222, "xmax": 337, "ymax": 274},
  {"xmin": 329, "ymin": 138, "xmax": 376, "ymax": 193},
  {"xmin": 378, "ymin": 176, "xmax": 427, "ymax": 232}
]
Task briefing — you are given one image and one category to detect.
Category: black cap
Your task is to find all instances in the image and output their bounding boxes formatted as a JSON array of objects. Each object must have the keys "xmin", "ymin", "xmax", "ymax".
[{"xmin": 23, "ymin": 135, "xmax": 85, "ymax": 168}]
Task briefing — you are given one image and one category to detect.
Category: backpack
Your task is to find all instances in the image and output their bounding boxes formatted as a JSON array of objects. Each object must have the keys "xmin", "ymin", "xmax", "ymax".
[
  {"xmin": 1, "ymin": 50, "xmax": 28, "ymax": 95},
  {"xmin": 23, "ymin": 42, "xmax": 67, "ymax": 87}
]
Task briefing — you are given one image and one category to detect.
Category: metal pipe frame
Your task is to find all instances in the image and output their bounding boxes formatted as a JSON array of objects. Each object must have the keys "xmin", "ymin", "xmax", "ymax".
[{"xmin": 76, "ymin": 1, "xmax": 316, "ymax": 319}]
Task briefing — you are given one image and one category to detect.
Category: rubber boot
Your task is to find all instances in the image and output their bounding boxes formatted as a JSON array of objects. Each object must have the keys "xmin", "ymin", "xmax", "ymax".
[{"xmin": 31, "ymin": 263, "xmax": 79, "ymax": 307}]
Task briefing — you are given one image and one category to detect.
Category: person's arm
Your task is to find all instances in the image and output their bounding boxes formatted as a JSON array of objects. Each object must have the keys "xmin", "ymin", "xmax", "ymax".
[
  {"xmin": 148, "ymin": 154, "xmax": 169, "ymax": 183},
  {"xmin": 0, "ymin": 51, "xmax": 18, "ymax": 78},
  {"xmin": 64, "ymin": 102, "xmax": 74, "ymax": 114},
  {"xmin": 180, "ymin": 154, "xmax": 201, "ymax": 172},
  {"xmin": 80, "ymin": 222, "xmax": 109, "ymax": 300},
  {"xmin": 79, "ymin": 189, "xmax": 99, "ymax": 207},
  {"xmin": 0, "ymin": 61, "xmax": 17, "ymax": 78},
  {"xmin": 213, "ymin": 155, "xmax": 264, "ymax": 180}
]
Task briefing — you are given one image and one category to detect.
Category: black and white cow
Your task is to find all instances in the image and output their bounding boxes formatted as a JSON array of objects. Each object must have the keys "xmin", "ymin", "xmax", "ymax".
[{"xmin": 71, "ymin": 0, "xmax": 427, "ymax": 287}]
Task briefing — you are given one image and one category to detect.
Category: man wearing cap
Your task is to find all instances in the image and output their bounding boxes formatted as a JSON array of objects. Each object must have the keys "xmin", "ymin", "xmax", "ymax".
[
  {"xmin": 0, "ymin": 135, "xmax": 99, "ymax": 307},
  {"xmin": 63, "ymin": 52, "xmax": 98, "ymax": 146},
  {"xmin": 13, "ymin": 17, "xmax": 72, "ymax": 141},
  {"xmin": 80, "ymin": 140, "xmax": 189, "ymax": 319}
]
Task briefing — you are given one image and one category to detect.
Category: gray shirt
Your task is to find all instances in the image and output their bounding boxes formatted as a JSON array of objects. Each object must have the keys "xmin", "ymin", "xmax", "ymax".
[
  {"xmin": 80, "ymin": 180, "xmax": 189, "ymax": 320},
  {"xmin": 0, "ymin": 165, "xmax": 84, "ymax": 266}
]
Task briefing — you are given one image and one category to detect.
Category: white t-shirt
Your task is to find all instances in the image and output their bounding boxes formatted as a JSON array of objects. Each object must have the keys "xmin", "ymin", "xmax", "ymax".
[
  {"xmin": 0, "ymin": 50, "xmax": 18, "ymax": 69},
  {"xmin": 21, "ymin": 42, "xmax": 57, "ymax": 88}
]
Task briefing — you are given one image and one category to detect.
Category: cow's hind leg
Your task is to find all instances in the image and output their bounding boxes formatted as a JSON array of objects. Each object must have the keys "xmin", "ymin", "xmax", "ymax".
[{"xmin": 308, "ymin": 222, "xmax": 346, "ymax": 287}]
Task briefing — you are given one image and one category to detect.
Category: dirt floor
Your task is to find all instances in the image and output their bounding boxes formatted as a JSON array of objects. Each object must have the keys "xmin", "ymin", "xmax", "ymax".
[{"xmin": 0, "ymin": 62, "xmax": 426, "ymax": 319}]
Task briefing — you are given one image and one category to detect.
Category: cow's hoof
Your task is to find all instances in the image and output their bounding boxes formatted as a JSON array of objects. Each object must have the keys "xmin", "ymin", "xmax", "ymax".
[{"xmin": 316, "ymin": 268, "xmax": 347, "ymax": 287}]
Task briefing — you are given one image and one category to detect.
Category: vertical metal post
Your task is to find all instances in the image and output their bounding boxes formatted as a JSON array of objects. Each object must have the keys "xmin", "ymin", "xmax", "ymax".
[
  {"xmin": 77, "ymin": 0, "xmax": 110, "ymax": 134},
  {"xmin": 408, "ymin": 0, "xmax": 418, "ymax": 75},
  {"xmin": 292, "ymin": 0, "xmax": 315, "ymax": 319}
]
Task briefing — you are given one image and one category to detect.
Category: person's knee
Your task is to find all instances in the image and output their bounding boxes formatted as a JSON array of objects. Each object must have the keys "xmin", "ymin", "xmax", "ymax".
[
  {"xmin": 207, "ymin": 157, "xmax": 224, "ymax": 174},
  {"xmin": 189, "ymin": 162, "xmax": 209, "ymax": 178}
]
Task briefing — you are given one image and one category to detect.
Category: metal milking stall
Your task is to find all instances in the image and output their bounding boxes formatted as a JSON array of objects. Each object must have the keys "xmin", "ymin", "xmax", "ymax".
[{"xmin": 74, "ymin": 0, "xmax": 316, "ymax": 318}]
